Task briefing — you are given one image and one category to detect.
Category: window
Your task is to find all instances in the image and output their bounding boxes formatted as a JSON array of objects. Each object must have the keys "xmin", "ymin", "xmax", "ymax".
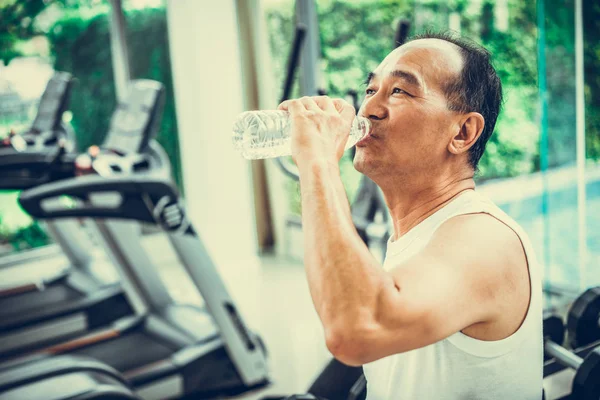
[{"xmin": 262, "ymin": 0, "xmax": 600, "ymax": 298}]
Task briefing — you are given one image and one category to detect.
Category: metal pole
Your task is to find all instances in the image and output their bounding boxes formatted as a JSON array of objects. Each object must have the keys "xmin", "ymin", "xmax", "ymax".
[
  {"xmin": 575, "ymin": 0, "xmax": 587, "ymax": 290},
  {"xmin": 295, "ymin": 0, "xmax": 320, "ymax": 96},
  {"xmin": 109, "ymin": 0, "xmax": 131, "ymax": 101},
  {"xmin": 536, "ymin": 0, "xmax": 552, "ymax": 285}
]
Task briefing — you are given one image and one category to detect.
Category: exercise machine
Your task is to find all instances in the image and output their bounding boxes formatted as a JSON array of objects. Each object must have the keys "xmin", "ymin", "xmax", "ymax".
[
  {"xmin": 0, "ymin": 72, "xmax": 132, "ymax": 357},
  {"xmin": 567, "ymin": 286, "xmax": 600, "ymax": 348},
  {"xmin": 543, "ymin": 312, "xmax": 600, "ymax": 399},
  {"xmin": 0, "ymin": 355, "xmax": 140, "ymax": 400},
  {"xmin": 12, "ymin": 79, "xmax": 270, "ymax": 399}
]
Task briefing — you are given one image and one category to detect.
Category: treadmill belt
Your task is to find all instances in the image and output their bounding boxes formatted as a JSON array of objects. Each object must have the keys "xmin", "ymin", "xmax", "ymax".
[
  {"xmin": 72, "ymin": 332, "xmax": 176, "ymax": 373},
  {"xmin": 0, "ymin": 284, "xmax": 81, "ymax": 321}
]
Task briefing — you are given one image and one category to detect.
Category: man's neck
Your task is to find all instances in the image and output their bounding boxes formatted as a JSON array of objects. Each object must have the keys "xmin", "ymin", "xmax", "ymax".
[{"xmin": 379, "ymin": 172, "xmax": 476, "ymax": 241}]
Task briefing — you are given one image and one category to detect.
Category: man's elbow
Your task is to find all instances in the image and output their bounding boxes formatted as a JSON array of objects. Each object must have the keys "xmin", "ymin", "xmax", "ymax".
[{"xmin": 324, "ymin": 324, "xmax": 377, "ymax": 366}]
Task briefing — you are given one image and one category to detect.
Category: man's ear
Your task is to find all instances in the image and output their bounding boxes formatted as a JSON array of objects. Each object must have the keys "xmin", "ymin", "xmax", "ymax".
[{"xmin": 448, "ymin": 112, "xmax": 485, "ymax": 155}]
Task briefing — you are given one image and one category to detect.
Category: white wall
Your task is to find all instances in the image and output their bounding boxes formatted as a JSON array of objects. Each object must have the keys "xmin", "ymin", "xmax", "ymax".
[{"xmin": 166, "ymin": 0, "xmax": 259, "ymax": 268}]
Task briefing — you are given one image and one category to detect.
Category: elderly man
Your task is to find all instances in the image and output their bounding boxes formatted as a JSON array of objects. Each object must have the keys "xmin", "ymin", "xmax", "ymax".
[{"xmin": 279, "ymin": 32, "xmax": 543, "ymax": 399}]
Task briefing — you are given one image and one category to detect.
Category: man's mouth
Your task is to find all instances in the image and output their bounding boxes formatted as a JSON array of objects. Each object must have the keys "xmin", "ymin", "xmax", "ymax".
[{"xmin": 356, "ymin": 129, "xmax": 378, "ymax": 147}]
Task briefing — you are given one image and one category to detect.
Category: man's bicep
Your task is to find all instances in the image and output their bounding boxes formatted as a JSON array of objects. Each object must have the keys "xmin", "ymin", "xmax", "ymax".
[
  {"xmin": 381, "ymin": 253, "xmax": 484, "ymax": 348},
  {"xmin": 377, "ymin": 219, "xmax": 502, "ymax": 351}
]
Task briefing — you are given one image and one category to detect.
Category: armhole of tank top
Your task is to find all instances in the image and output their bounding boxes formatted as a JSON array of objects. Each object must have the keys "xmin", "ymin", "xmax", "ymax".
[{"xmin": 436, "ymin": 207, "xmax": 541, "ymax": 358}]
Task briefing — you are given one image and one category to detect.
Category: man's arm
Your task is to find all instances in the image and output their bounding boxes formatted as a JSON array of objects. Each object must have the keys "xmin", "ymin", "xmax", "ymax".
[
  {"xmin": 298, "ymin": 160, "xmax": 395, "ymax": 351},
  {"xmin": 298, "ymin": 161, "xmax": 528, "ymax": 366}
]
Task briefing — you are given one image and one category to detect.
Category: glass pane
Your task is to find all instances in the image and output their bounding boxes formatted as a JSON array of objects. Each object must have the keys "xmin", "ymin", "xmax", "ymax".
[
  {"xmin": 410, "ymin": 0, "xmax": 583, "ymax": 300},
  {"xmin": 0, "ymin": 0, "xmax": 119, "ymax": 255},
  {"xmin": 261, "ymin": 0, "xmax": 591, "ymax": 299},
  {"xmin": 584, "ymin": 0, "xmax": 600, "ymax": 287},
  {"xmin": 0, "ymin": 64, "xmax": 52, "ymax": 253},
  {"xmin": 537, "ymin": 0, "xmax": 579, "ymax": 291},
  {"xmin": 122, "ymin": 0, "xmax": 184, "ymax": 190}
]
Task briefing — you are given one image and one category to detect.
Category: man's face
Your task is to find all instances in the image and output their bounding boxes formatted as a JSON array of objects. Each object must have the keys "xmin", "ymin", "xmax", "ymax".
[{"xmin": 354, "ymin": 39, "xmax": 465, "ymax": 181}]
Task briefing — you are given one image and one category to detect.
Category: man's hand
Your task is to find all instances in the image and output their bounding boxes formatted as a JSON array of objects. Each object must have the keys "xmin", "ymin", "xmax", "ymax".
[{"xmin": 278, "ymin": 96, "xmax": 356, "ymax": 166}]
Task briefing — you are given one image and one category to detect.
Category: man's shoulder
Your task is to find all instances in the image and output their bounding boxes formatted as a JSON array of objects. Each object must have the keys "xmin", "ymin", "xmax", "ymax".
[{"xmin": 431, "ymin": 212, "xmax": 527, "ymax": 271}]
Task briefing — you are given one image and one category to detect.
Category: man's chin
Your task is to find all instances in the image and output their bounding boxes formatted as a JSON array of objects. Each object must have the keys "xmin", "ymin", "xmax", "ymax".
[{"xmin": 352, "ymin": 154, "xmax": 371, "ymax": 175}]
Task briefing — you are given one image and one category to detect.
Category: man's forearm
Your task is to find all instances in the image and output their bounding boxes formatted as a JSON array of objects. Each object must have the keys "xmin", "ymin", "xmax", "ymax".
[{"xmin": 298, "ymin": 160, "xmax": 388, "ymax": 330}]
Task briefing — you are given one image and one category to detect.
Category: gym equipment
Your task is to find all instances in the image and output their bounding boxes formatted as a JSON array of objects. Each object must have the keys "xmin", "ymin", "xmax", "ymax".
[
  {"xmin": 543, "ymin": 312, "xmax": 600, "ymax": 399},
  {"xmin": 567, "ymin": 286, "xmax": 600, "ymax": 348},
  {"xmin": 15, "ymin": 79, "xmax": 270, "ymax": 399},
  {"xmin": 0, "ymin": 355, "xmax": 140, "ymax": 400},
  {"xmin": 0, "ymin": 72, "xmax": 133, "ymax": 357}
]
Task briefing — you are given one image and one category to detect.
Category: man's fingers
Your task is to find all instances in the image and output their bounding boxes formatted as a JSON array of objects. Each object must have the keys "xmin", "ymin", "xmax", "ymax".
[
  {"xmin": 278, "ymin": 100, "xmax": 291, "ymax": 111},
  {"xmin": 286, "ymin": 100, "xmax": 306, "ymax": 115},
  {"xmin": 278, "ymin": 96, "xmax": 355, "ymax": 119},
  {"xmin": 337, "ymin": 99, "xmax": 357, "ymax": 122},
  {"xmin": 298, "ymin": 96, "xmax": 321, "ymax": 112},
  {"xmin": 313, "ymin": 96, "xmax": 337, "ymax": 113},
  {"xmin": 278, "ymin": 99, "xmax": 309, "ymax": 115}
]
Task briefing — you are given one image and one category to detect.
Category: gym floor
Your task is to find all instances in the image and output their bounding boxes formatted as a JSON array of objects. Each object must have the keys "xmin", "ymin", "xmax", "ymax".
[{"xmin": 137, "ymin": 233, "xmax": 331, "ymax": 399}]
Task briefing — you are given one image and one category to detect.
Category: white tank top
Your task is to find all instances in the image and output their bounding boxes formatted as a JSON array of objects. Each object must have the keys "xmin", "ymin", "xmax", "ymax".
[{"xmin": 362, "ymin": 189, "xmax": 543, "ymax": 400}]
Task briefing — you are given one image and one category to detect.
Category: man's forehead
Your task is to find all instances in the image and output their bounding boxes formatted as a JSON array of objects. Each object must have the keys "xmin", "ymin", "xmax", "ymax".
[{"xmin": 374, "ymin": 39, "xmax": 463, "ymax": 82}]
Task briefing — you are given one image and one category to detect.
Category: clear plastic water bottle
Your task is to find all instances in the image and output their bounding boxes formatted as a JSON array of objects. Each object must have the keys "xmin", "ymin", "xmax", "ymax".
[{"xmin": 232, "ymin": 110, "xmax": 371, "ymax": 160}]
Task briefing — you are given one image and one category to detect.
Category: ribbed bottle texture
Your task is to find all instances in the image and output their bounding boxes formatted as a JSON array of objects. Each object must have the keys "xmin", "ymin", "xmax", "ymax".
[{"xmin": 232, "ymin": 110, "xmax": 371, "ymax": 160}]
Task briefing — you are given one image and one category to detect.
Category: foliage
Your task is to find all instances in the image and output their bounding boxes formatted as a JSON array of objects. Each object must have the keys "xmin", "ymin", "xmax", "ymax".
[
  {"xmin": 0, "ymin": 0, "xmax": 59, "ymax": 63},
  {"xmin": 9, "ymin": 220, "xmax": 48, "ymax": 251},
  {"xmin": 0, "ymin": 215, "xmax": 11, "ymax": 244},
  {"xmin": 0, "ymin": 0, "xmax": 103, "ymax": 63},
  {"xmin": 0, "ymin": 212, "xmax": 48, "ymax": 252},
  {"xmin": 46, "ymin": 7, "xmax": 183, "ymax": 188},
  {"xmin": 583, "ymin": 0, "xmax": 600, "ymax": 161}
]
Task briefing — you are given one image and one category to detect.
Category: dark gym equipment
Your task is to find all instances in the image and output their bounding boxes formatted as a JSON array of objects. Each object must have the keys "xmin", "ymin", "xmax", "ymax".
[
  {"xmin": 14, "ymin": 79, "xmax": 270, "ymax": 399},
  {"xmin": 0, "ymin": 71, "xmax": 77, "ymax": 188},
  {"xmin": 543, "ymin": 312, "xmax": 600, "ymax": 399},
  {"xmin": 567, "ymin": 286, "xmax": 600, "ymax": 349},
  {"xmin": 0, "ymin": 355, "xmax": 140, "ymax": 400},
  {"xmin": 0, "ymin": 72, "xmax": 133, "ymax": 357}
]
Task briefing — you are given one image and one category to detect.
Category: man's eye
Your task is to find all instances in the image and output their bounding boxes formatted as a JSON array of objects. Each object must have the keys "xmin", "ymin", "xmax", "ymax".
[
  {"xmin": 393, "ymin": 88, "xmax": 406, "ymax": 94},
  {"xmin": 365, "ymin": 88, "xmax": 376, "ymax": 95}
]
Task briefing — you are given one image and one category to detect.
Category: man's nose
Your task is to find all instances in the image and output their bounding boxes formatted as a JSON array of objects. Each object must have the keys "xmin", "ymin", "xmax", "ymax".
[{"xmin": 359, "ymin": 95, "xmax": 388, "ymax": 121}]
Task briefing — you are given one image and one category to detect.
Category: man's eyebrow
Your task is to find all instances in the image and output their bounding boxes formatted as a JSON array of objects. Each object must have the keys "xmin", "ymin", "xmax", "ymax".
[
  {"xmin": 364, "ymin": 72, "xmax": 375, "ymax": 85},
  {"xmin": 390, "ymin": 70, "xmax": 421, "ymax": 87},
  {"xmin": 364, "ymin": 70, "xmax": 421, "ymax": 88}
]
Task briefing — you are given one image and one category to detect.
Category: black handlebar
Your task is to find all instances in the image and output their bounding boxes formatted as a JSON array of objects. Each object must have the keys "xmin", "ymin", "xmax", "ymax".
[
  {"xmin": 19, "ymin": 175, "xmax": 194, "ymax": 235},
  {"xmin": 280, "ymin": 24, "xmax": 307, "ymax": 104},
  {"xmin": 0, "ymin": 145, "xmax": 77, "ymax": 190},
  {"xmin": 394, "ymin": 19, "xmax": 411, "ymax": 48},
  {"xmin": 275, "ymin": 23, "xmax": 309, "ymax": 182}
]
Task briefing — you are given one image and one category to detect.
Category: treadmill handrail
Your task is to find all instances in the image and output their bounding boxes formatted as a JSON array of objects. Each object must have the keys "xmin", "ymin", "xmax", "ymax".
[
  {"xmin": 19, "ymin": 175, "xmax": 192, "ymax": 234},
  {"xmin": 0, "ymin": 354, "xmax": 129, "ymax": 392}
]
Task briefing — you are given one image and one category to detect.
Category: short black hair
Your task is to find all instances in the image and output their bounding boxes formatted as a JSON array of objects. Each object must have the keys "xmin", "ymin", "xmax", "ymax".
[{"xmin": 406, "ymin": 31, "xmax": 503, "ymax": 170}]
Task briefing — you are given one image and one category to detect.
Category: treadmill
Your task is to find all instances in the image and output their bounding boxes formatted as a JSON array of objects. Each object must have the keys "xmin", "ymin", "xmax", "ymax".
[
  {"xmin": 15, "ymin": 79, "xmax": 270, "ymax": 399},
  {"xmin": 0, "ymin": 72, "xmax": 133, "ymax": 357},
  {"xmin": 0, "ymin": 355, "xmax": 140, "ymax": 400}
]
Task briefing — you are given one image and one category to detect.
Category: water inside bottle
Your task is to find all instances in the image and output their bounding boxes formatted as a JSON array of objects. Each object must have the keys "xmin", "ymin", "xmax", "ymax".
[
  {"xmin": 232, "ymin": 110, "xmax": 291, "ymax": 159},
  {"xmin": 232, "ymin": 110, "xmax": 370, "ymax": 160},
  {"xmin": 239, "ymin": 137, "xmax": 291, "ymax": 160}
]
